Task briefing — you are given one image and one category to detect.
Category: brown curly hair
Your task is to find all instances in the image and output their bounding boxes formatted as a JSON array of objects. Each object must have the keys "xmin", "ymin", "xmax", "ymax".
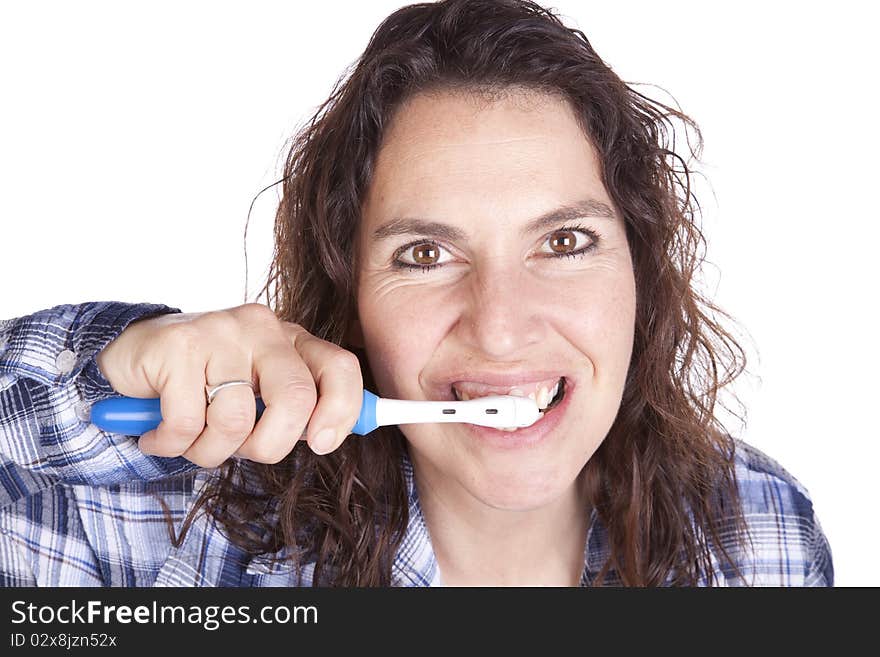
[{"xmin": 176, "ymin": 0, "xmax": 754, "ymax": 586}]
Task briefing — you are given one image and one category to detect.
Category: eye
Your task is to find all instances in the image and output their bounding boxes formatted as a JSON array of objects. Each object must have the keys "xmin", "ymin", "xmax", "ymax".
[
  {"xmin": 538, "ymin": 225, "xmax": 599, "ymax": 258},
  {"xmin": 393, "ymin": 240, "xmax": 453, "ymax": 270}
]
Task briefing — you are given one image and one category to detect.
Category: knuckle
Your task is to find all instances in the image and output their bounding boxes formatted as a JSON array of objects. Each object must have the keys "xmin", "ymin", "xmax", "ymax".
[
  {"xmin": 238, "ymin": 303, "xmax": 280, "ymax": 327},
  {"xmin": 261, "ymin": 448, "xmax": 290, "ymax": 465},
  {"xmin": 154, "ymin": 443, "xmax": 187, "ymax": 458},
  {"xmin": 284, "ymin": 322, "xmax": 311, "ymax": 347},
  {"xmin": 211, "ymin": 404, "xmax": 254, "ymax": 435},
  {"xmin": 281, "ymin": 377, "xmax": 318, "ymax": 409},
  {"xmin": 328, "ymin": 349, "xmax": 362, "ymax": 377},
  {"xmin": 162, "ymin": 323, "xmax": 202, "ymax": 354},
  {"xmin": 246, "ymin": 442, "xmax": 291, "ymax": 465},
  {"xmin": 185, "ymin": 453, "xmax": 209, "ymax": 467},
  {"xmin": 195, "ymin": 454, "xmax": 227, "ymax": 469},
  {"xmin": 199, "ymin": 309, "xmax": 243, "ymax": 336},
  {"xmin": 281, "ymin": 319, "xmax": 307, "ymax": 335},
  {"xmin": 164, "ymin": 414, "xmax": 204, "ymax": 437}
]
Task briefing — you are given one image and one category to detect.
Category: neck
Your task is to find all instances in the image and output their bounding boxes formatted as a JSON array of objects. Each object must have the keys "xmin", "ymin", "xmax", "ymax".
[{"xmin": 415, "ymin": 468, "xmax": 592, "ymax": 587}]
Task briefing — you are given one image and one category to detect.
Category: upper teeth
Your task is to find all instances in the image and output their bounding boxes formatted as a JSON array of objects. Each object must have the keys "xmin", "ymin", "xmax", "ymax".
[{"xmin": 454, "ymin": 379, "xmax": 561, "ymax": 410}]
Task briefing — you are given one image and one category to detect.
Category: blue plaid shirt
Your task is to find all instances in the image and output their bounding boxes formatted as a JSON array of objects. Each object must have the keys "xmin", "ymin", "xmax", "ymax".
[{"xmin": 0, "ymin": 302, "xmax": 833, "ymax": 586}]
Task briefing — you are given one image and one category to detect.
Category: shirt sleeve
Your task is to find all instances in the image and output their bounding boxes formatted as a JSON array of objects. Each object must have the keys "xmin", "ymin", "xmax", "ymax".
[
  {"xmin": 725, "ymin": 439, "xmax": 834, "ymax": 587},
  {"xmin": 803, "ymin": 509, "xmax": 834, "ymax": 586},
  {"xmin": 0, "ymin": 301, "xmax": 201, "ymax": 510}
]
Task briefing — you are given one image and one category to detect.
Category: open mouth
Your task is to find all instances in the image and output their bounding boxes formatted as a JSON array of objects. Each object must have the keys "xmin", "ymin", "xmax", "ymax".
[{"xmin": 451, "ymin": 376, "xmax": 567, "ymax": 430}]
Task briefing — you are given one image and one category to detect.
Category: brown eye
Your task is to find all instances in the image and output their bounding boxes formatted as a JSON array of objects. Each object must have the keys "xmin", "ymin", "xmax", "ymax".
[
  {"xmin": 394, "ymin": 240, "xmax": 451, "ymax": 270},
  {"xmin": 540, "ymin": 227, "xmax": 598, "ymax": 259},
  {"xmin": 548, "ymin": 230, "xmax": 577, "ymax": 254},
  {"xmin": 411, "ymin": 243, "xmax": 439, "ymax": 265}
]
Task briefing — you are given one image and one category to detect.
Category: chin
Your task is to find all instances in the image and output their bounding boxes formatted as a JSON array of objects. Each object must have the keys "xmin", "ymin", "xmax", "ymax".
[{"xmin": 466, "ymin": 462, "xmax": 580, "ymax": 512}]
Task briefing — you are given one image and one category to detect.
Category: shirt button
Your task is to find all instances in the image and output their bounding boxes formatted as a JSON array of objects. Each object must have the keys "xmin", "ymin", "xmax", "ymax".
[{"xmin": 55, "ymin": 349, "xmax": 77, "ymax": 374}]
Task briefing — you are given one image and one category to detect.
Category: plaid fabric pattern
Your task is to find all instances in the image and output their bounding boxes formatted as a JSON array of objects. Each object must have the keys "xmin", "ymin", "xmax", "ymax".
[{"xmin": 0, "ymin": 302, "xmax": 833, "ymax": 586}]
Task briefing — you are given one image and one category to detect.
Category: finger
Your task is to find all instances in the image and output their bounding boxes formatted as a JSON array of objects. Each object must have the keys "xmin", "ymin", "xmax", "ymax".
[
  {"xmin": 138, "ymin": 340, "xmax": 207, "ymax": 459},
  {"xmin": 293, "ymin": 332, "xmax": 363, "ymax": 455},
  {"xmin": 181, "ymin": 352, "xmax": 256, "ymax": 468},
  {"xmin": 234, "ymin": 340, "xmax": 316, "ymax": 464}
]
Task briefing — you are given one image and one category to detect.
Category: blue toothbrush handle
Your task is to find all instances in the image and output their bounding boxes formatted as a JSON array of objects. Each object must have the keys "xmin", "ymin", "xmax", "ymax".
[{"xmin": 89, "ymin": 390, "xmax": 379, "ymax": 437}]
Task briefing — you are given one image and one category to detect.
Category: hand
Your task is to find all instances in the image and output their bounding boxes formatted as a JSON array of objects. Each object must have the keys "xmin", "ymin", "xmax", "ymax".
[{"xmin": 95, "ymin": 303, "xmax": 363, "ymax": 466}]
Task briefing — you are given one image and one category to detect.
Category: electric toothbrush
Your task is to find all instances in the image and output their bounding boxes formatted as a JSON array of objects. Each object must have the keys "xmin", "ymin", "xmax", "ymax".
[{"xmin": 88, "ymin": 390, "xmax": 542, "ymax": 437}]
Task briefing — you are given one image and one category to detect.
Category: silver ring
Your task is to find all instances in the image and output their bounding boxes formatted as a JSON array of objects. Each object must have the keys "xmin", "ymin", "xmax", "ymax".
[{"xmin": 205, "ymin": 380, "xmax": 254, "ymax": 405}]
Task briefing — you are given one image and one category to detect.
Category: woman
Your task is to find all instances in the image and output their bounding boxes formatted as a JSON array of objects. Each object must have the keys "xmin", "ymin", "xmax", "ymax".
[{"xmin": 0, "ymin": 0, "xmax": 831, "ymax": 586}]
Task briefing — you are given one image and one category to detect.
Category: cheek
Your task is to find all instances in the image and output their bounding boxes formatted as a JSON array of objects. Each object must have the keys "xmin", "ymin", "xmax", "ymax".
[
  {"xmin": 552, "ymin": 265, "xmax": 637, "ymax": 377},
  {"xmin": 357, "ymin": 281, "xmax": 456, "ymax": 397},
  {"xmin": 583, "ymin": 273, "xmax": 636, "ymax": 345}
]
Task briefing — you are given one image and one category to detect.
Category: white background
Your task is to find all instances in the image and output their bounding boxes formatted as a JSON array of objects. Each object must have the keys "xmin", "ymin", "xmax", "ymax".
[{"xmin": 1, "ymin": 1, "xmax": 876, "ymax": 585}]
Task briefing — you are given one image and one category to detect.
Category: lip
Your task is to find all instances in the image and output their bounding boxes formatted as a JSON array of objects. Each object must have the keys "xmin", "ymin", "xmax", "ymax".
[{"xmin": 460, "ymin": 376, "xmax": 575, "ymax": 450}]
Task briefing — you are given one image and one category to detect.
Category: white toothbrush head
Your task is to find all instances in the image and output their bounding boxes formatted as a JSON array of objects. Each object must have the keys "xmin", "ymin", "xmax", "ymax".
[
  {"xmin": 468, "ymin": 395, "xmax": 542, "ymax": 428},
  {"xmin": 373, "ymin": 394, "xmax": 543, "ymax": 430}
]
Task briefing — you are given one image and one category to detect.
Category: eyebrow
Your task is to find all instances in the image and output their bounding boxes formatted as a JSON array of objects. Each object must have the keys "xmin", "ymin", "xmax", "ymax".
[{"xmin": 371, "ymin": 198, "xmax": 617, "ymax": 243}]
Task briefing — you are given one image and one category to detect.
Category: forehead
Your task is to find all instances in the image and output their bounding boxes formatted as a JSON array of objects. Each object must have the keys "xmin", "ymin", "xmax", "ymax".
[{"xmin": 362, "ymin": 88, "xmax": 608, "ymax": 224}]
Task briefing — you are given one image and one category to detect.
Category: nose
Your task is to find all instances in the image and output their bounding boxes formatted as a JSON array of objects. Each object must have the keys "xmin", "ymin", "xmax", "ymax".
[{"xmin": 457, "ymin": 260, "xmax": 546, "ymax": 359}]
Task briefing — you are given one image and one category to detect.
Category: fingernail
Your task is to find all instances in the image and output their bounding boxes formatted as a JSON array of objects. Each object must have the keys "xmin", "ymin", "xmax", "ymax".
[{"xmin": 311, "ymin": 428, "xmax": 337, "ymax": 455}]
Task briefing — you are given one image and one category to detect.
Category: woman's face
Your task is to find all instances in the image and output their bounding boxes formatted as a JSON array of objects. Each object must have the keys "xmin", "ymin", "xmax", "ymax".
[{"xmin": 354, "ymin": 88, "xmax": 636, "ymax": 511}]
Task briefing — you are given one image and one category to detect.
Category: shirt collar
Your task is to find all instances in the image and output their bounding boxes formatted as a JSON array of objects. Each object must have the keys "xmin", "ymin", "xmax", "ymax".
[{"xmin": 390, "ymin": 452, "xmax": 602, "ymax": 587}]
